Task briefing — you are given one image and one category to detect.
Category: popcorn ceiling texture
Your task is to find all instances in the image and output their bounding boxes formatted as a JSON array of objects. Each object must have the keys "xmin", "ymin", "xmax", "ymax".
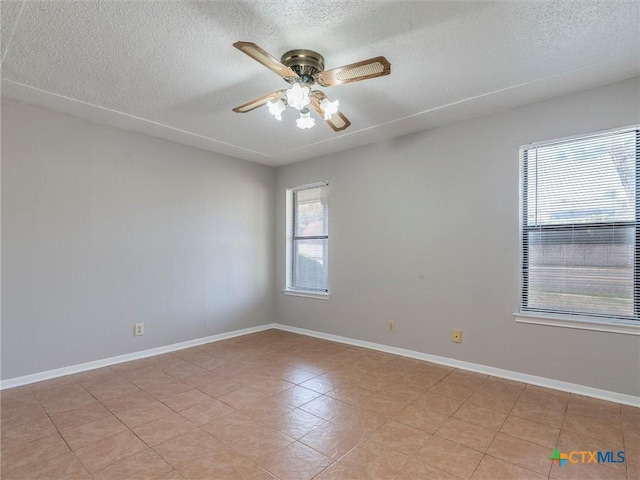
[{"xmin": 1, "ymin": 0, "xmax": 638, "ymax": 166}]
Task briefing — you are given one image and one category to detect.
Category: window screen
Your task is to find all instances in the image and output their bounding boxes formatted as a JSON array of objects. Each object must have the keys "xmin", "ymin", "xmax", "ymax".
[
  {"xmin": 521, "ymin": 127, "xmax": 639, "ymax": 321},
  {"xmin": 291, "ymin": 183, "xmax": 328, "ymax": 292}
]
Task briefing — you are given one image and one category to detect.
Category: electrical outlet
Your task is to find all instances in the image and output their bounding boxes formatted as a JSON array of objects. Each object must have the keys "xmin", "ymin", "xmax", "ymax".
[
  {"xmin": 134, "ymin": 323, "xmax": 144, "ymax": 336},
  {"xmin": 452, "ymin": 329, "xmax": 462, "ymax": 343},
  {"xmin": 388, "ymin": 320, "xmax": 395, "ymax": 331}
]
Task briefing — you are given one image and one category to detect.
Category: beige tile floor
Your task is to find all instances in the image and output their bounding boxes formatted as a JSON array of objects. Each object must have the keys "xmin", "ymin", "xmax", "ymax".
[{"xmin": 1, "ymin": 329, "xmax": 638, "ymax": 479}]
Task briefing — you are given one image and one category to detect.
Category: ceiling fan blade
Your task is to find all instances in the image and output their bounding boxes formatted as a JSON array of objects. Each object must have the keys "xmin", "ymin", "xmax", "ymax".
[
  {"xmin": 311, "ymin": 91, "xmax": 351, "ymax": 132},
  {"xmin": 233, "ymin": 41, "xmax": 299, "ymax": 81},
  {"xmin": 232, "ymin": 89, "xmax": 287, "ymax": 113},
  {"xmin": 315, "ymin": 56, "xmax": 391, "ymax": 87}
]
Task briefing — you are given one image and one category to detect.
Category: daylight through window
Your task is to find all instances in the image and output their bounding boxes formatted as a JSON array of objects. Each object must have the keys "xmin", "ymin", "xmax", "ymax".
[
  {"xmin": 521, "ymin": 127, "xmax": 639, "ymax": 322},
  {"xmin": 287, "ymin": 183, "xmax": 329, "ymax": 294}
]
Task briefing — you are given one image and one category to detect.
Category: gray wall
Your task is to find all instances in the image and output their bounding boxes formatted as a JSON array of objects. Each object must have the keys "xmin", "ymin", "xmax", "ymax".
[
  {"xmin": 1, "ymin": 99, "xmax": 275, "ymax": 379},
  {"xmin": 3, "ymin": 78, "xmax": 639, "ymax": 396},
  {"xmin": 275, "ymin": 77, "xmax": 640, "ymax": 397}
]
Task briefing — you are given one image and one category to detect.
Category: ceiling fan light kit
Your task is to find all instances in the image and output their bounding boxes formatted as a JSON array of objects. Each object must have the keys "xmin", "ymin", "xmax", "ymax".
[{"xmin": 232, "ymin": 42, "xmax": 391, "ymax": 132}]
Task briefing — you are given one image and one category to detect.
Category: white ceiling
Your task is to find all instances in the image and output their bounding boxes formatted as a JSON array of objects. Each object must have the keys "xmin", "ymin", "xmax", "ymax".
[{"xmin": 1, "ymin": 1, "xmax": 638, "ymax": 167}]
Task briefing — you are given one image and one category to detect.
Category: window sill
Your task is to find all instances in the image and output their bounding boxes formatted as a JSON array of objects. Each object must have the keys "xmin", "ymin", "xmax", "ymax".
[
  {"xmin": 282, "ymin": 289, "xmax": 329, "ymax": 300},
  {"xmin": 514, "ymin": 312, "xmax": 639, "ymax": 336}
]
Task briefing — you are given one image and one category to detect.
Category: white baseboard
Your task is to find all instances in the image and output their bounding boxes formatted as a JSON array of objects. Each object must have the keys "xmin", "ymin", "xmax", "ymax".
[
  {"xmin": 273, "ymin": 323, "xmax": 640, "ymax": 408},
  {"xmin": 0, "ymin": 323, "xmax": 277, "ymax": 390},
  {"xmin": 3, "ymin": 321, "xmax": 638, "ymax": 408}
]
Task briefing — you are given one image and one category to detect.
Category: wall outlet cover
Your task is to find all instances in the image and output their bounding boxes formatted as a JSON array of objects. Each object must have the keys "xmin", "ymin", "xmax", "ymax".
[
  {"xmin": 134, "ymin": 323, "xmax": 144, "ymax": 336},
  {"xmin": 452, "ymin": 329, "xmax": 462, "ymax": 343}
]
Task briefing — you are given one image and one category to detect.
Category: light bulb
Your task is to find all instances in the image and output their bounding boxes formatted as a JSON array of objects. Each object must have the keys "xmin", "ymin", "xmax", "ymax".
[
  {"xmin": 286, "ymin": 83, "xmax": 311, "ymax": 110},
  {"xmin": 267, "ymin": 99, "xmax": 286, "ymax": 121},
  {"xmin": 320, "ymin": 98, "xmax": 339, "ymax": 120},
  {"xmin": 296, "ymin": 108, "xmax": 315, "ymax": 129}
]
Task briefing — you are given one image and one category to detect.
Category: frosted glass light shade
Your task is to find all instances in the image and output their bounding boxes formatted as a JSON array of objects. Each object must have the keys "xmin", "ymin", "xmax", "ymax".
[
  {"xmin": 267, "ymin": 99, "xmax": 286, "ymax": 120},
  {"xmin": 286, "ymin": 83, "xmax": 311, "ymax": 110},
  {"xmin": 319, "ymin": 98, "xmax": 339, "ymax": 120},
  {"xmin": 296, "ymin": 108, "xmax": 315, "ymax": 129}
]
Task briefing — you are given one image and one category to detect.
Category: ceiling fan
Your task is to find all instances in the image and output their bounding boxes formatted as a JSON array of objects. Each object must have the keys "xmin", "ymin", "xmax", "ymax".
[{"xmin": 232, "ymin": 42, "xmax": 391, "ymax": 132}]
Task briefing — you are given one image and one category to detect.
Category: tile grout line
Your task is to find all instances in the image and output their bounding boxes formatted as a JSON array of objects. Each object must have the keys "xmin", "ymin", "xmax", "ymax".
[
  {"xmin": 32, "ymin": 379, "xmax": 96, "ymax": 480},
  {"xmin": 475, "ymin": 376, "xmax": 530, "ymax": 480},
  {"xmin": 4, "ymin": 330, "xmax": 634, "ymax": 480}
]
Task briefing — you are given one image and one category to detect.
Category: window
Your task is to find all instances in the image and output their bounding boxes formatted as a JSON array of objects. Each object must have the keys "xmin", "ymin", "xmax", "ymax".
[
  {"xmin": 520, "ymin": 126, "xmax": 639, "ymax": 325},
  {"xmin": 285, "ymin": 182, "xmax": 329, "ymax": 296}
]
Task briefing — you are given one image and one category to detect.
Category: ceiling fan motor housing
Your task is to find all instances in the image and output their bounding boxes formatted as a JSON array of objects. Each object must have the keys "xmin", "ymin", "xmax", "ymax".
[{"xmin": 281, "ymin": 49, "xmax": 325, "ymax": 84}]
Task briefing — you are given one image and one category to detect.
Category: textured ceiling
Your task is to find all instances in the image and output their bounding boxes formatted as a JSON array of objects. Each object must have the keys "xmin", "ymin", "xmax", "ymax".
[{"xmin": 1, "ymin": 1, "xmax": 639, "ymax": 166}]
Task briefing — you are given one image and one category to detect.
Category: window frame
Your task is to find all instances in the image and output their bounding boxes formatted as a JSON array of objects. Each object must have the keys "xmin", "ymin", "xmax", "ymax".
[
  {"xmin": 515, "ymin": 126, "xmax": 640, "ymax": 336},
  {"xmin": 283, "ymin": 182, "xmax": 330, "ymax": 299}
]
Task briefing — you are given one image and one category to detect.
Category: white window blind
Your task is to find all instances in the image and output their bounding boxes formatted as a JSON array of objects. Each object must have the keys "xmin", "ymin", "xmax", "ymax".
[
  {"xmin": 521, "ymin": 127, "xmax": 639, "ymax": 322},
  {"xmin": 290, "ymin": 183, "xmax": 328, "ymax": 292}
]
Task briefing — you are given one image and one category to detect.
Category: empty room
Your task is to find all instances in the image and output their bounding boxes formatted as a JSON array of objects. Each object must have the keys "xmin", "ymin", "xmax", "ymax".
[{"xmin": 1, "ymin": 1, "xmax": 639, "ymax": 479}]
